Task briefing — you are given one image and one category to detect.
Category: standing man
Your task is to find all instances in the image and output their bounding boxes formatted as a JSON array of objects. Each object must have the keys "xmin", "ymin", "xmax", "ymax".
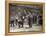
[
  {"xmin": 10, "ymin": 17, "xmax": 14, "ymax": 27},
  {"xmin": 28, "ymin": 12, "xmax": 33, "ymax": 28}
]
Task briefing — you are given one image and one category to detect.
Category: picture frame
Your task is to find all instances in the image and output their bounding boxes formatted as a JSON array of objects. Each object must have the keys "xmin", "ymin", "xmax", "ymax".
[{"xmin": 5, "ymin": 1, "xmax": 45, "ymax": 36}]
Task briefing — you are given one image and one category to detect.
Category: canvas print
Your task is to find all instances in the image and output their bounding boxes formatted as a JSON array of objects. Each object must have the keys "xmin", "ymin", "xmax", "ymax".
[{"xmin": 9, "ymin": 3, "xmax": 43, "ymax": 32}]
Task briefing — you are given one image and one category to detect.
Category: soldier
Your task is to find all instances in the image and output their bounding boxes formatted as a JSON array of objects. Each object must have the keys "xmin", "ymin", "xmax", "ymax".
[
  {"xmin": 10, "ymin": 17, "xmax": 14, "ymax": 27},
  {"xmin": 18, "ymin": 19, "xmax": 23, "ymax": 28},
  {"xmin": 38, "ymin": 14, "xmax": 42, "ymax": 25},
  {"xmin": 10, "ymin": 20, "xmax": 14, "ymax": 27},
  {"xmin": 20, "ymin": 16, "xmax": 25, "ymax": 28},
  {"xmin": 28, "ymin": 12, "xmax": 33, "ymax": 28},
  {"xmin": 15, "ymin": 14, "xmax": 19, "ymax": 26}
]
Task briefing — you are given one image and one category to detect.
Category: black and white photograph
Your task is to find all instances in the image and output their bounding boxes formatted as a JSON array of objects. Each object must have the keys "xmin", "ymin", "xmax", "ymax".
[{"xmin": 9, "ymin": 3, "xmax": 43, "ymax": 32}]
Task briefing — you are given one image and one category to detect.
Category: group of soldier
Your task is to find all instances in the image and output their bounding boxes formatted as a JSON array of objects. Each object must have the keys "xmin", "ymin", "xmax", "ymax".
[{"xmin": 10, "ymin": 10, "xmax": 42, "ymax": 28}]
